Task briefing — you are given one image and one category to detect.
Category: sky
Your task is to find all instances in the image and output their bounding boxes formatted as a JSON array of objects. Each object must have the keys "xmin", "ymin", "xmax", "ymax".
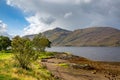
[{"xmin": 0, "ymin": 0, "xmax": 120, "ymax": 36}]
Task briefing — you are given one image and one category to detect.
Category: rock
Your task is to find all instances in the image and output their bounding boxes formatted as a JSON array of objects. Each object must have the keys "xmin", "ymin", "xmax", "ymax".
[
  {"xmin": 47, "ymin": 61, "xmax": 55, "ymax": 63},
  {"xmin": 69, "ymin": 63, "xmax": 94, "ymax": 70},
  {"xmin": 112, "ymin": 75, "xmax": 116, "ymax": 77},
  {"xmin": 49, "ymin": 56, "xmax": 55, "ymax": 58},
  {"xmin": 54, "ymin": 75, "xmax": 62, "ymax": 80},
  {"xmin": 54, "ymin": 53, "xmax": 74, "ymax": 60},
  {"xmin": 91, "ymin": 70, "xmax": 97, "ymax": 74},
  {"xmin": 104, "ymin": 75, "xmax": 107, "ymax": 77},
  {"xmin": 41, "ymin": 59, "xmax": 47, "ymax": 62}
]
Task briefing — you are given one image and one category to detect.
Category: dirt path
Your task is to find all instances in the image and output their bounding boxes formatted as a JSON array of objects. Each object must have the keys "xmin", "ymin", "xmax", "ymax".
[{"xmin": 41, "ymin": 53, "xmax": 120, "ymax": 80}]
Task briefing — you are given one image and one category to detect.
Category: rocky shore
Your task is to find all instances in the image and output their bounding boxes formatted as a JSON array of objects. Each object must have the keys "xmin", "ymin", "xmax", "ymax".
[{"xmin": 41, "ymin": 52, "xmax": 120, "ymax": 80}]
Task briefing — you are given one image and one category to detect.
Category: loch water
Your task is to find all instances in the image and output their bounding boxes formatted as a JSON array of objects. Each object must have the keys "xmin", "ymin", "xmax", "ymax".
[{"xmin": 46, "ymin": 47, "xmax": 120, "ymax": 62}]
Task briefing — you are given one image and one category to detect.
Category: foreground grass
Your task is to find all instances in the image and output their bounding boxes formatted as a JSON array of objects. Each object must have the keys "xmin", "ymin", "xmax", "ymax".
[
  {"xmin": 0, "ymin": 52, "xmax": 13, "ymax": 60},
  {"xmin": 39, "ymin": 52, "xmax": 56, "ymax": 59},
  {"xmin": 0, "ymin": 52, "xmax": 55, "ymax": 80}
]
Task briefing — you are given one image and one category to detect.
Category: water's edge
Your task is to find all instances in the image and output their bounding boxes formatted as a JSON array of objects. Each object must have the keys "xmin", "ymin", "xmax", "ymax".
[{"xmin": 46, "ymin": 47, "xmax": 120, "ymax": 62}]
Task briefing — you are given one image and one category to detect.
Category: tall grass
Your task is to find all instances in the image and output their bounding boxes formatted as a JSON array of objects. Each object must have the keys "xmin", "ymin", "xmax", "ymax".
[
  {"xmin": 0, "ymin": 53, "xmax": 13, "ymax": 60},
  {"xmin": 0, "ymin": 52, "xmax": 55, "ymax": 80}
]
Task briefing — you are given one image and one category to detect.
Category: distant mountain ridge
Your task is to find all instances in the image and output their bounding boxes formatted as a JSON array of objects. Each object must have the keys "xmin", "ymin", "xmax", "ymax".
[
  {"xmin": 42, "ymin": 28, "xmax": 71, "ymax": 45},
  {"xmin": 24, "ymin": 27, "xmax": 120, "ymax": 47}
]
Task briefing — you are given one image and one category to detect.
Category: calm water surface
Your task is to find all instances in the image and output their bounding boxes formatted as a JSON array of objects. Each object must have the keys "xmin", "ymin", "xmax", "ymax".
[{"xmin": 46, "ymin": 47, "xmax": 120, "ymax": 62}]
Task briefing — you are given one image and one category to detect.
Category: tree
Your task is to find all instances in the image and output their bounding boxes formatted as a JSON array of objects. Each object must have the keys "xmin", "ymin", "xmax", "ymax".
[
  {"xmin": 32, "ymin": 33, "xmax": 51, "ymax": 52},
  {"xmin": 0, "ymin": 36, "xmax": 11, "ymax": 51},
  {"xmin": 11, "ymin": 34, "xmax": 51, "ymax": 69},
  {"xmin": 11, "ymin": 36, "xmax": 36, "ymax": 69}
]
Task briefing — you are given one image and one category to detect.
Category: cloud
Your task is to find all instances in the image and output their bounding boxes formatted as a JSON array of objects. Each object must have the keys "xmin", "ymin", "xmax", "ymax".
[
  {"xmin": 42, "ymin": 0, "xmax": 72, "ymax": 4},
  {"xmin": 6, "ymin": 0, "xmax": 120, "ymax": 35},
  {"xmin": 84, "ymin": 0, "xmax": 91, "ymax": 3},
  {"xmin": 40, "ymin": 16, "xmax": 56, "ymax": 25},
  {"xmin": 23, "ymin": 14, "xmax": 56, "ymax": 35},
  {"xmin": 75, "ymin": 0, "xmax": 91, "ymax": 4},
  {"xmin": 0, "ymin": 20, "xmax": 7, "ymax": 33},
  {"xmin": 0, "ymin": 20, "xmax": 11, "ymax": 37},
  {"xmin": 64, "ymin": 12, "xmax": 73, "ymax": 18},
  {"xmin": 41, "ymin": 0, "xmax": 91, "ymax": 4}
]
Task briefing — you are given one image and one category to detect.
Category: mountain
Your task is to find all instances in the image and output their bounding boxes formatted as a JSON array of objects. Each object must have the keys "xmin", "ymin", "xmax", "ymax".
[
  {"xmin": 43, "ymin": 27, "xmax": 71, "ymax": 46},
  {"xmin": 24, "ymin": 27, "xmax": 120, "ymax": 47},
  {"xmin": 23, "ymin": 34, "xmax": 36, "ymax": 40},
  {"xmin": 60, "ymin": 27, "xmax": 120, "ymax": 46}
]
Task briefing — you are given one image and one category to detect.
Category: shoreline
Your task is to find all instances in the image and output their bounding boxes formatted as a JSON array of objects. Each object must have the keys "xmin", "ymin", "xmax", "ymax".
[
  {"xmin": 46, "ymin": 47, "xmax": 120, "ymax": 62},
  {"xmin": 49, "ymin": 51, "xmax": 120, "ymax": 62},
  {"xmin": 41, "ymin": 52, "xmax": 120, "ymax": 80}
]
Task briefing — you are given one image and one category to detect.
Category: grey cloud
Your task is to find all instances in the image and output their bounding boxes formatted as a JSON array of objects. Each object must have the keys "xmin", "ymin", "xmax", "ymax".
[
  {"xmin": 40, "ymin": 16, "xmax": 56, "ymax": 25},
  {"xmin": 7, "ymin": 0, "xmax": 120, "ymax": 35}
]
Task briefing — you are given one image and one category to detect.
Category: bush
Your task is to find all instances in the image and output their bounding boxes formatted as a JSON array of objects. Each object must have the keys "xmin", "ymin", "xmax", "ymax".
[
  {"xmin": 11, "ymin": 36, "xmax": 37, "ymax": 70},
  {"xmin": 0, "ymin": 36, "xmax": 11, "ymax": 51}
]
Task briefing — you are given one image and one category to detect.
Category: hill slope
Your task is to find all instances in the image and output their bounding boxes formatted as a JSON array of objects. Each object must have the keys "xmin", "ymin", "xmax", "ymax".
[
  {"xmin": 43, "ymin": 27, "xmax": 71, "ymax": 46},
  {"xmin": 24, "ymin": 27, "xmax": 120, "ymax": 46},
  {"xmin": 60, "ymin": 27, "xmax": 120, "ymax": 46}
]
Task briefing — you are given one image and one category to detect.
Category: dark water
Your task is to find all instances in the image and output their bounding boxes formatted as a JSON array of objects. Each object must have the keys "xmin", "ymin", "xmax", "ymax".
[{"xmin": 46, "ymin": 47, "xmax": 120, "ymax": 62}]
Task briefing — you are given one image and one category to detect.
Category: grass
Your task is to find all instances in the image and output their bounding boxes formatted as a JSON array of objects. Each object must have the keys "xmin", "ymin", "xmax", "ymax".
[
  {"xmin": 0, "ymin": 74, "xmax": 18, "ymax": 80},
  {"xmin": 39, "ymin": 52, "xmax": 56, "ymax": 59},
  {"xmin": 58, "ymin": 63, "xmax": 69, "ymax": 68},
  {"xmin": 0, "ymin": 53, "xmax": 13, "ymax": 60},
  {"xmin": 0, "ymin": 52, "xmax": 56, "ymax": 80}
]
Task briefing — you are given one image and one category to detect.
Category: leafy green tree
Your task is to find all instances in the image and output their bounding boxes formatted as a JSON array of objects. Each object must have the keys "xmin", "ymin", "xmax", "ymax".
[
  {"xmin": 33, "ymin": 33, "xmax": 51, "ymax": 52},
  {"xmin": 11, "ymin": 34, "xmax": 51, "ymax": 69},
  {"xmin": 11, "ymin": 36, "xmax": 36, "ymax": 69},
  {"xmin": 0, "ymin": 36, "xmax": 11, "ymax": 51}
]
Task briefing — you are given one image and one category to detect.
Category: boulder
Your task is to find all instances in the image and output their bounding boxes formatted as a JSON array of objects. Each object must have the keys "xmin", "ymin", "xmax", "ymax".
[
  {"xmin": 70, "ymin": 63, "xmax": 94, "ymax": 70},
  {"xmin": 41, "ymin": 59, "xmax": 48, "ymax": 62}
]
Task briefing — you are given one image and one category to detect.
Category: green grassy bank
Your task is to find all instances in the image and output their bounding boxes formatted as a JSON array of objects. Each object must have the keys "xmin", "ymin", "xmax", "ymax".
[{"xmin": 0, "ymin": 52, "xmax": 56, "ymax": 80}]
